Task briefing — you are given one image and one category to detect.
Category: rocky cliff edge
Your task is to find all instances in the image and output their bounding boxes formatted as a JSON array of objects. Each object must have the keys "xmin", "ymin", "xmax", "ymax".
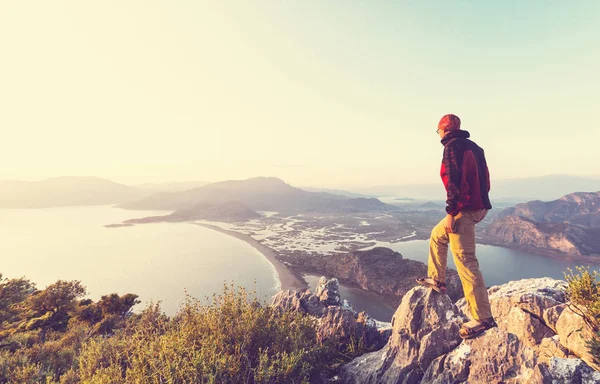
[
  {"xmin": 272, "ymin": 276, "xmax": 600, "ymax": 383},
  {"xmin": 341, "ymin": 277, "xmax": 600, "ymax": 383}
]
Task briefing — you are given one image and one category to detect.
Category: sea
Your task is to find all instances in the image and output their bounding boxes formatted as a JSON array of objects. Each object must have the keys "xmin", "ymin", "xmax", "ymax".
[{"xmin": 1, "ymin": 205, "xmax": 597, "ymax": 320}]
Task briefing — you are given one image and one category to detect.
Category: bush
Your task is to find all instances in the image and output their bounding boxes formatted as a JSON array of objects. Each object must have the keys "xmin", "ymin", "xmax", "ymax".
[
  {"xmin": 0, "ymin": 275, "xmax": 139, "ymax": 383},
  {"xmin": 76, "ymin": 284, "xmax": 335, "ymax": 383},
  {"xmin": 564, "ymin": 266, "xmax": 600, "ymax": 330},
  {"xmin": 564, "ymin": 266, "xmax": 600, "ymax": 363},
  {"xmin": 0, "ymin": 275, "xmax": 343, "ymax": 383}
]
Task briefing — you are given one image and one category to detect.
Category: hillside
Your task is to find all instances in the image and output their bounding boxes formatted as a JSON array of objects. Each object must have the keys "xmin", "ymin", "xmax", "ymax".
[{"xmin": 484, "ymin": 191, "xmax": 600, "ymax": 256}]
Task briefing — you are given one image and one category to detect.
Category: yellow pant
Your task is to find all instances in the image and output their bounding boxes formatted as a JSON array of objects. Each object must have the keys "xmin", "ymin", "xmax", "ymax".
[{"xmin": 427, "ymin": 209, "xmax": 492, "ymax": 321}]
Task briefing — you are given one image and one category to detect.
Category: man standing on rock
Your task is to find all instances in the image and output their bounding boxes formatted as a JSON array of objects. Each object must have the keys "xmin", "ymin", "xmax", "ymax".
[{"xmin": 416, "ymin": 114, "xmax": 496, "ymax": 339}]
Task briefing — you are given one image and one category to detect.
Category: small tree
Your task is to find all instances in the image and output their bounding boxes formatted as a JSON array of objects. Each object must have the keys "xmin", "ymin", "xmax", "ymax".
[
  {"xmin": 98, "ymin": 293, "xmax": 140, "ymax": 319},
  {"xmin": 20, "ymin": 280, "xmax": 87, "ymax": 341},
  {"xmin": 0, "ymin": 275, "xmax": 36, "ymax": 324}
]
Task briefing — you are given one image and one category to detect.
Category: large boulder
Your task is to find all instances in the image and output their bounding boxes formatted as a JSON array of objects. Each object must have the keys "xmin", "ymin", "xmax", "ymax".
[
  {"xmin": 422, "ymin": 327, "xmax": 539, "ymax": 383},
  {"xmin": 455, "ymin": 277, "xmax": 599, "ymax": 371},
  {"xmin": 341, "ymin": 287, "xmax": 465, "ymax": 383},
  {"xmin": 315, "ymin": 277, "xmax": 341, "ymax": 306}
]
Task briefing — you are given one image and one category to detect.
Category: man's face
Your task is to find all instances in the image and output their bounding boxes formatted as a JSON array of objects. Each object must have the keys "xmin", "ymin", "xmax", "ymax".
[{"xmin": 437, "ymin": 128, "xmax": 448, "ymax": 139}]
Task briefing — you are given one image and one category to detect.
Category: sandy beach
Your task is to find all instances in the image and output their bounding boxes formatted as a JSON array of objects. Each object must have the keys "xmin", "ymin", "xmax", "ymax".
[{"xmin": 193, "ymin": 223, "xmax": 308, "ymax": 292}]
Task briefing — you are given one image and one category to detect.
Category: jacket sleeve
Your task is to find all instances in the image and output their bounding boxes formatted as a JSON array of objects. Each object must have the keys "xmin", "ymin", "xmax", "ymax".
[{"xmin": 442, "ymin": 144, "xmax": 465, "ymax": 216}]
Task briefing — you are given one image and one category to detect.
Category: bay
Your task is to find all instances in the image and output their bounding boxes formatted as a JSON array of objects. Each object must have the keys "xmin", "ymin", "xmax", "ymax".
[{"xmin": 0, "ymin": 206, "xmax": 279, "ymax": 316}]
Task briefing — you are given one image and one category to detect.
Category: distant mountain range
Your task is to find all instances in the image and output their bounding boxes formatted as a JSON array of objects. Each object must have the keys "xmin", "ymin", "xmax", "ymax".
[
  {"xmin": 135, "ymin": 181, "xmax": 210, "ymax": 193},
  {"xmin": 0, "ymin": 177, "xmax": 147, "ymax": 208},
  {"xmin": 353, "ymin": 175, "xmax": 600, "ymax": 202},
  {"xmin": 0, "ymin": 176, "xmax": 393, "ymax": 213},
  {"xmin": 119, "ymin": 177, "xmax": 395, "ymax": 214},
  {"xmin": 299, "ymin": 187, "xmax": 375, "ymax": 199},
  {"xmin": 484, "ymin": 191, "xmax": 600, "ymax": 256},
  {"xmin": 4, "ymin": 174, "xmax": 599, "ymax": 214}
]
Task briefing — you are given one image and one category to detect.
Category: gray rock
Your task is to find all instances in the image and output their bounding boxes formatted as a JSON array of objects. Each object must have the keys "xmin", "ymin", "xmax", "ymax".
[
  {"xmin": 341, "ymin": 287, "xmax": 464, "ymax": 384},
  {"xmin": 545, "ymin": 357, "xmax": 600, "ymax": 384},
  {"xmin": 271, "ymin": 277, "xmax": 386, "ymax": 352},
  {"xmin": 271, "ymin": 289, "xmax": 314, "ymax": 314},
  {"xmin": 422, "ymin": 328, "xmax": 539, "ymax": 383},
  {"xmin": 316, "ymin": 276, "xmax": 341, "ymax": 306}
]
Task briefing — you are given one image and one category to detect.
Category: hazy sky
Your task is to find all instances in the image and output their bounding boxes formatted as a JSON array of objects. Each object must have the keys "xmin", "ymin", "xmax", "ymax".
[{"xmin": 1, "ymin": 1, "xmax": 598, "ymax": 188}]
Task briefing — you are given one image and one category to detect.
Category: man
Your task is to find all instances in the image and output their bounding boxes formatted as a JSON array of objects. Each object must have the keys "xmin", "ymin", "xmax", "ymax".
[{"xmin": 416, "ymin": 114, "xmax": 496, "ymax": 339}]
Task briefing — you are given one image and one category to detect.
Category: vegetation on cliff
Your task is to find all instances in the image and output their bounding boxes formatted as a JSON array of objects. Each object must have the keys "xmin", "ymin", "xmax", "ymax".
[
  {"xmin": 4, "ymin": 264, "xmax": 600, "ymax": 383},
  {"xmin": 0, "ymin": 275, "xmax": 344, "ymax": 383}
]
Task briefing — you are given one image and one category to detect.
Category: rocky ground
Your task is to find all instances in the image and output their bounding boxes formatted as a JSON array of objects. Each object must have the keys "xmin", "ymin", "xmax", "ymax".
[
  {"xmin": 342, "ymin": 277, "xmax": 600, "ymax": 383},
  {"xmin": 274, "ymin": 277, "xmax": 600, "ymax": 383}
]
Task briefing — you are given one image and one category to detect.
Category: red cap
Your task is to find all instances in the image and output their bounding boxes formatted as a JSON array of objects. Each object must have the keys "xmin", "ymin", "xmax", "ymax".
[{"xmin": 438, "ymin": 114, "xmax": 461, "ymax": 132}]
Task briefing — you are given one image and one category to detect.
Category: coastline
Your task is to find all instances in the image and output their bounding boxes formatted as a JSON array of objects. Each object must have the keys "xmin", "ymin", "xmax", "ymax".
[
  {"xmin": 193, "ymin": 223, "xmax": 308, "ymax": 292},
  {"xmin": 478, "ymin": 236, "xmax": 600, "ymax": 266}
]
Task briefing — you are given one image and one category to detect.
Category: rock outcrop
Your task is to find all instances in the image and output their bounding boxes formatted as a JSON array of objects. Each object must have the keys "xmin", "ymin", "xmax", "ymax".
[
  {"xmin": 485, "ymin": 191, "xmax": 600, "ymax": 256},
  {"xmin": 271, "ymin": 277, "xmax": 390, "ymax": 352},
  {"xmin": 285, "ymin": 247, "xmax": 464, "ymax": 306},
  {"xmin": 341, "ymin": 278, "xmax": 600, "ymax": 383}
]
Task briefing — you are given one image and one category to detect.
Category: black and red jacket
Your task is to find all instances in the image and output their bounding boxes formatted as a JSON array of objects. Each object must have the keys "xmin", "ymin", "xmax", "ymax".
[{"xmin": 440, "ymin": 130, "xmax": 492, "ymax": 216}]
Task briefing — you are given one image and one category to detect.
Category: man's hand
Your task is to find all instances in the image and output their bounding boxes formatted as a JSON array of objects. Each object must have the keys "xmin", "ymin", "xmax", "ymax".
[{"xmin": 443, "ymin": 214, "xmax": 455, "ymax": 233}]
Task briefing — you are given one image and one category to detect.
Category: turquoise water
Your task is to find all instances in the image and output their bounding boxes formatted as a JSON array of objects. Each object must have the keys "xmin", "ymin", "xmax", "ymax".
[{"xmin": 0, "ymin": 206, "xmax": 279, "ymax": 316}]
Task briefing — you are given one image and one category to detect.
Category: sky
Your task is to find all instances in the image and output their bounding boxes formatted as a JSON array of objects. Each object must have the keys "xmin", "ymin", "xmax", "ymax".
[{"xmin": 1, "ymin": 1, "xmax": 599, "ymax": 188}]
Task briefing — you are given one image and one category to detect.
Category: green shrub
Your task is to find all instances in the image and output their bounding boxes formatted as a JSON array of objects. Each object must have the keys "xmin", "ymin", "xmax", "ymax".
[
  {"xmin": 564, "ymin": 266, "xmax": 600, "ymax": 363},
  {"xmin": 564, "ymin": 266, "xmax": 600, "ymax": 330}
]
